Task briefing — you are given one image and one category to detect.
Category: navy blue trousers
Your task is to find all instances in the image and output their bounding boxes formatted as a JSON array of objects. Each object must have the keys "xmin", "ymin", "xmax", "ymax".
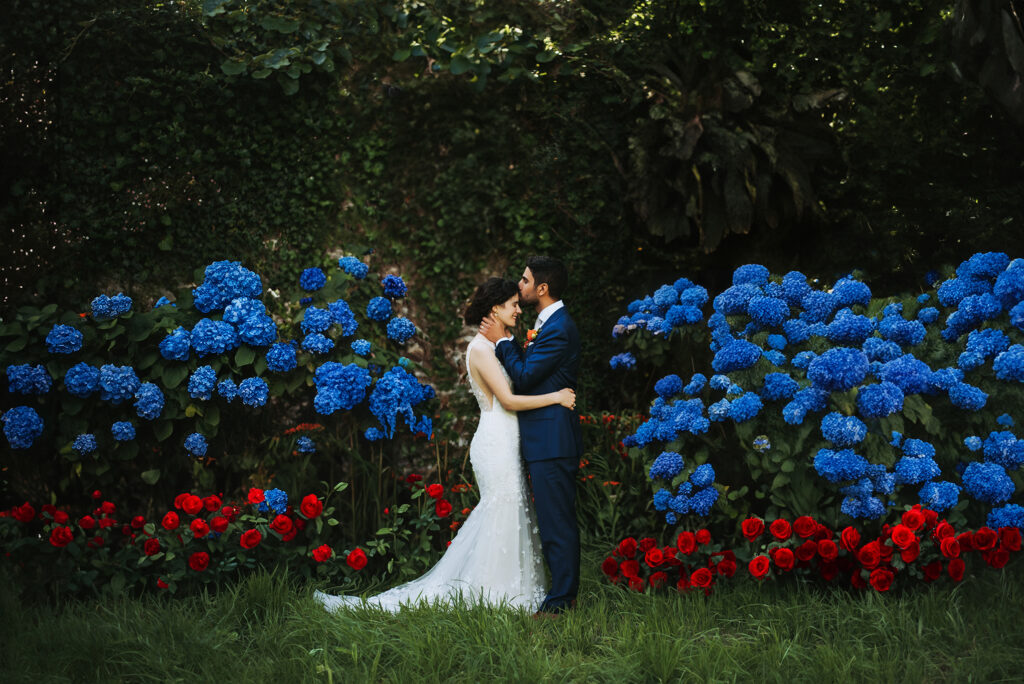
[{"xmin": 527, "ymin": 457, "xmax": 580, "ymax": 612}]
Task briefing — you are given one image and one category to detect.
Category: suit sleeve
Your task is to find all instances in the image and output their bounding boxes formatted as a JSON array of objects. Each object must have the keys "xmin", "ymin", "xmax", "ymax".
[{"xmin": 495, "ymin": 324, "xmax": 569, "ymax": 393}]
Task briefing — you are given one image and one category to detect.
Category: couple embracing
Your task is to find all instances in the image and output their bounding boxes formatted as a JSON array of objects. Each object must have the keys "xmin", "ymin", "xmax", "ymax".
[{"xmin": 316, "ymin": 256, "xmax": 583, "ymax": 617}]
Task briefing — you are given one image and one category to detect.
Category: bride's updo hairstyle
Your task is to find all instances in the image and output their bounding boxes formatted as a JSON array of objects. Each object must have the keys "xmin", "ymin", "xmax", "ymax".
[{"xmin": 465, "ymin": 277, "xmax": 519, "ymax": 326}]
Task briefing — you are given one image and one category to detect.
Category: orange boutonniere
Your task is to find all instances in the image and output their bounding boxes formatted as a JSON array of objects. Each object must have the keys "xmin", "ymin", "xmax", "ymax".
[{"xmin": 524, "ymin": 329, "xmax": 539, "ymax": 349}]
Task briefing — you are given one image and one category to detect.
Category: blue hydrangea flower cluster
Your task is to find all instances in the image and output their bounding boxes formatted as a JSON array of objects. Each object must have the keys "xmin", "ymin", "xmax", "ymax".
[
  {"xmin": 111, "ymin": 421, "xmax": 135, "ymax": 441},
  {"xmin": 654, "ymin": 374, "xmax": 683, "ymax": 399},
  {"xmin": 351, "ymin": 339, "xmax": 371, "ymax": 357},
  {"xmin": 188, "ymin": 366, "xmax": 217, "ymax": 400},
  {"xmin": 301, "ymin": 306, "xmax": 333, "ymax": 335},
  {"xmin": 386, "ymin": 317, "xmax": 416, "ymax": 344},
  {"xmin": 154, "ymin": 296, "xmax": 173, "ymax": 308},
  {"xmin": 649, "ymin": 451, "xmax": 684, "ymax": 480},
  {"xmin": 99, "ymin": 365, "xmax": 140, "ymax": 404},
  {"xmin": 328, "ymin": 299, "xmax": 359, "ymax": 337},
  {"xmin": 45, "ymin": 324, "xmax": 84, "ymax": 354},
  {"xmin": 238, "ymin": 377, "xmax": 269, "ymax": 407},
  {"xmin": 820, "ymin": 412, "xmax": 867, "ymax": 448},
  {"xmin": 366, "ymin": 297, "xmax": 392, "ymax": 322},
  {"xmin": 338, "ymin": 256, "xmax": 369, "ymax": 279},
  {"xmin": 987, "ymin": 503, "xmax": 1024, "ymax": 530},
  {"xmin": 313, "ymin": 362, "xmax": 372, "ymax": 415},
  {"xmin": 91, "ymin": 293, "xmax": 133, "ymax": 320},
  {"xmin": 962, "ymin": 461, "xmax": 1015, "ymax": 503},
  {"xmin": 217, "ymin": 379, "xmax": 237, "ymax": 401},
  {"xmin": 919, "ymin": 481, "xmax": 961, "ymax": 512},
  {"xmin": 6, "ymin": 364, "xmax": 52, "ymax": 395},
  {"xmin": 813, "ymin": 448, "xmax": 869, "ymax": 483},
  {"xmin": 64, "ymin": 363, "xmax": 100, "ymax": 398},
  {"xmin": 302, "ymin": 333, "xmax": 334, "ymax": 354},
  {"xmin": 609, "ymin": 352, "xmax": 636, "ymax": 370},
  {"xmin": 133, "ymin": 382, "xmax": 165, "ymax": 420},
  {"xmin": 624, "ymin": 397, "xmax": 708, "ymax": 448},
  {"xmin": 368, "ymin": 366, "xmax": 434, "ymax": 438},
  {"xmin": 192, "ymin": 261, "xmax": 262, "ymax": 313},
  {"xmin": 300, "ymin": 267, "xmax": 327, "ymax": 292},
  {"xmin": 3, "ymin": 406, "xmax": 44, "ymax": 449},
  {"xmin": 982, "ymin": 431, "xmax": 1024, "ymax": 470},
  {"xmin": 190, "ymin": 318, "xmax": 240, "ymax": 357},
  {"xmin": 265, "ymin": 343, "xmax": 297, "ymax": 372},
  {"xmin": 382, "ymin": 274, "xmax": 408, "ymax": 298},
  {"xmin": 73, "ymin": 433, "xmax": 97, "ymax": 456},
  {"xmin": 184, "ymin": 433, "xmax": 208, "ymax": 457},
  {"xmin": 296, "ymin": 436, "xmax": 316, "ymax": 453},
  {"xmin": 159, "ymin": 327, "xmax": 191, "ymax": 361},
  {"xmin": 259, "ymin": 488, "xmax": 289, "ymax": 515}
]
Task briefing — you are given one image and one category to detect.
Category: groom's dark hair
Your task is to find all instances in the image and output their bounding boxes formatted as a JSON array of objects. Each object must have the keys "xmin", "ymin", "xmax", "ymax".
[
  {"xmin": 464, "ymin": 277, "xmax": 519, "ymax": 325},
  {"xmin": 526, "ymin": 255, "xmax": 568, "ymax": 300}
]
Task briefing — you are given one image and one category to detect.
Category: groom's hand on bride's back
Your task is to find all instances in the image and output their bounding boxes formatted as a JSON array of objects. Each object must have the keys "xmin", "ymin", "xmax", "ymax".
[{"xmin": 479, "ymin": 316, "xmax": 507, "ymax": 344}]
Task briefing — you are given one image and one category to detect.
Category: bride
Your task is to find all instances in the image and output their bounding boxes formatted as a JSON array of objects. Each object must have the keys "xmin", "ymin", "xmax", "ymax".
[{"xmin": 315, "ymin": 277, "xmax": 576, "ymax": 612}]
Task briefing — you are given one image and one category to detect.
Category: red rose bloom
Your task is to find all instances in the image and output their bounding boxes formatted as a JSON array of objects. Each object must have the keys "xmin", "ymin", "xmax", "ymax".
[
  {"xmin": 890, "ymin": 524, "xmax": 917, "ymax": 549},
  {"xmin": 661, "ymin": 545, "xmax": 679, "ymax": 564},
  {"xmin": 88, "ymin": 535, "xmax": 104, "ymax": 548},
  {"xmin": 819, "ymin": 562, "xmax": 839, "ymax": 582},
  {"xmin": 144, "ymin": 538, "xmax": 161, "ymax": 556},
  {"xmin": 406, "ymin": 473, "xmax": 423, "ymax": 483},
  {"xmin": 772, "ymin": 547, "xmax": 796, "ymax": 571},
  {"xmin": 346, "ymin": 547, "xmax": 368, "ymax": 570},
  {"xmin": 157, "ymin": 578, "xmax": 169, "ymax": 589},
  {"xmin": 240, "ymin": 529, "xmax": 262, "ymax": 549},
  {"xmin": 203, "ymin": 495, "xmax": 222, "ymax": 512},
  {"xmin": 795, "ymin": 540, "xmax": 818, "ymax": 562},
  {"xmin": 676, "ymin": 575, "xmax": 691, "ymax": 592},
  {"xmin": 49, "ymin": 525, "xmax": 74, "ymax": 547},
  {"xmin": 923, "ymin": 508, "xmax": 939, "ymax": 528},
  {"xmin": 222, "ymin": 505, "xmax": 240, "ymax": 522},
  {"xmin": 174, "ymin": 493, "xmax": 189, "ymax": 509},
  {"xmin": 426, "ymin": 484, "xmax": 444, "ymax": 499},
  {"xmin": 435, "ymin": 499, "xmax": 453, "ymax": 518},
  {"xmin": 300, "ymin": 494, "xmax": 323, "ymax": 519},
  {"xmin": 620, "ymin": 559, "xmax": 640, "ymax": 579},
  {"xmin": 857, "ymin": 541, "xmax": 881, "ymax": 569},
  {"xmin": 182, "ymin": 495, "xmax": 203, "ymax": 516},
  {"xmin": 741, "ymin": 517, "xmax": 765, "ymax": 542},
  {"xmin": 947, "ymin": 557, "xmax": 965, "ymax": 582},
  {"xmin": 628, "ymin": 577, "xmax": 645, "ymax": 592},
  {"xmin": 644, "ymin": 547, "xmax": 664, "ymax": 568},
  {"xmin": 1000, "ymin": 527, "xmax": 1022, "ymax": 551},
  {"xmin": 210, "ymin": 516, "xmax": 229, "ymax": 533},
  {"xmin": 850, "ymin": 570, "xmax": 868, "ymax": 590},
  {"xmin": 188, "ymin": 551, "xmax": 210, "ymax": 572},
  {"xmin": 933, "ymin": 520, "xmax": 954, "ymax": 540},
  {"xmin": 281, "ymin": 526, "xmax": 298, "ymax": 542},
  {"xmin": 695, "ymin": 529, "xmax": 711, "ymax": 545},
  {"xmin": 311, "ymin": 544, "xmax": 333, "ymax": 563},
  {"xmin": 601, "ymin": 556, "xmax": 619, "ymax": 577},
  {"xmin": 131, "ymin": 515, "xmax": 145, "ymax": 529},
  {"xmin": 840, "ymin": 526, "xmax": 861, "ymax": 552},
  {"xmin": 270, "ymin": 514, "xmax": 293, "ymax": 535},
  {"xmin": 616, "ymin": 537, "xmax": 638, "ymax": 558},
  {"xmin": 769, "ymin": 519, "xmax": 792, "ymax": 540},
  {"xmin": 100, "ymin": 501, "xmax": 115, "ymax": 515},
  {"xmin": 190, "ymin": 519, "xmax": 210, "ymax": 538},
  {"xmin": 638, "ymin": 537, "xmax": 656, "ymax": 553},
  {"xmin": 649, "ymin": 571, "xmax": 668, "ymax": 589},
  {"xmin": 793, "ymin": 516, "xmax": 817, "ymax": 539},
  {"xmin": 79, "ymin": 515, "xmax": 96, "ymax": 530},
  {"xmin": 676, "ymin": 531, "xmax": 696, "ymax": 555},
  {"xmin": 12, "ymin": 502, "xmax": 35, "ymax": 523},
  {"xmin": 53, "ymin": 510, "xmax": 69, "ymax": 525},
  {"xmin": 749, "ymin": 555, "xmax": 771, "ymax": 579},
  {"xmin": 818, "ymin": 539, "xmax": 839, "ymax": 562},
  {"xmin": 690, "ymin": 567, "xmax": 713, "ymax": 589},
  {"xmin": 161, "ymin": 511, "xmax": 180, "ymax": 530},
  {"xmin": 922, "ymin": 561, "xmax": 943, "ymax": 582},
  {"xmin": 717, "ymin": 559, "xmax": 737, "ymax": 577},
  {"xmin": 97, "ymin": 517, "xmax": 116, "ymax": 529},
  {"xmin": 956, "ymin": 531, "xmax": 974, "ymax": 551},
  {"xmin": 247, "ymin": 488, "xmax": 265, "ymax": 505},
  {"xmin": 869, "ymin": 567, "xmax": 894, "ymax": 592},
  {"xmin": 901, "ymin": 508, "xmax": 925, "ymax": 531},
  {"xmin": 939, "ymin": 536, "xmax": 961, "ymax": 559},
  {"xmin": 41, "ymin": 504, "xmax": 56, "ymax": 517},
  {"xmin": 987, "ymin": 548, "xmax": 1010, "ymax": 569},
  {"xmin": 900, "ymin": 540, "xmax": 920, "ymax": 563},
  {"xmin": 973, "ymin": 526, "xmax": 997, "ymax": 551},
  {"xmin": 92, "ymin": 490, "xmax": 102, "ymax": 499}
]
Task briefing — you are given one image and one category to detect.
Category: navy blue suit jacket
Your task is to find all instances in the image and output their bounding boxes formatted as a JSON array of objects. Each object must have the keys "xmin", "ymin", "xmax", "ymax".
[{"xmin": 495, "ymin": 307, "xmax": 583, "ymax": 463}]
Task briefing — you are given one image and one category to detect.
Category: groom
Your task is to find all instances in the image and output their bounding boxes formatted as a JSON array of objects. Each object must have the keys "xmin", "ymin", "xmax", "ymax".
[{"xmin": 481, "ymin": 255, "xmax": 583, "ymax": 615}]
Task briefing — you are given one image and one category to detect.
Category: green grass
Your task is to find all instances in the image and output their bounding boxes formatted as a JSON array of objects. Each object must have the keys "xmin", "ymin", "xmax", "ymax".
[{"xmin": 3, "ymin": 554, "xmax": 1023, "ymax": 683}]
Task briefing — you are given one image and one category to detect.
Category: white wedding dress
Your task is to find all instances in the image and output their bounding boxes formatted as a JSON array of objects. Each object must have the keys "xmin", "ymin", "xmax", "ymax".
[{"xmin": 315, "ymin": 335, "xmax": 546, "ymax": 612}]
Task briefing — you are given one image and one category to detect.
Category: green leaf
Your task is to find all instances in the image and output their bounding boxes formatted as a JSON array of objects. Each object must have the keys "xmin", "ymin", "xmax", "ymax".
[
  {"xmin": 4, "ymin": 337, "xmax": 27, "ymax": 352},
  {"xmin": 205, "ymin": 404, "xmax": 220, "ymax": 427},
  {"xmin": 154, "ymin": 419, "xmax": 173, "ymax": 442},
  {"xmin": 220, "ymin": 59, "xmax": 247, "ymax": 76},
  {"xmin": 393, "ymin": 48, "xmax": 411, "ymax": 61},
  {"xmin": 141, "ymin": 469, "xmax": 161, "ymax": 485},
  {"xmin": 449, "ymin": 55, "xmax": 473, "ymax": 75},
  {"xmin": 235, "ymin": 345, "xmax": 255, "ymax": 367},
  {"xmin": 535, "ymin": 50, "xmax": 556, "ymax": 63},
  {"xmin": 203, "ymin": 0, "xmax": 230, "ymax": 16},
  {"xmin": 163, "ymin": 365, "xmax": 189, "ymax": 389}
]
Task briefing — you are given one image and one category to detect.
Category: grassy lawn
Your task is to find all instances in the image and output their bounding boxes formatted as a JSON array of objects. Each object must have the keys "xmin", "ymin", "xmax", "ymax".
[{"xmin": 3, "ymin": 551, "xmax": 1023, "ymax": 683}]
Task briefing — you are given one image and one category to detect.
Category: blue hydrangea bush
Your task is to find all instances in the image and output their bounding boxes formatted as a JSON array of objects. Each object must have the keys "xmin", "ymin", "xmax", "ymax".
[
  {"xmin": 612, "ymin": 253, "xmax": 1024, "ymax": 535},
  {"xmin": 0, "ymin": 257, "xmax": 433, "ymax": 520}
]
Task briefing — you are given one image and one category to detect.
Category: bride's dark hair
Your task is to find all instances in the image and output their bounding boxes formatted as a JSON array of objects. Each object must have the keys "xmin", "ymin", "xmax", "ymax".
[{"xmin": 464, "ymin": 277, "xmax": 519, "ymax": 326}]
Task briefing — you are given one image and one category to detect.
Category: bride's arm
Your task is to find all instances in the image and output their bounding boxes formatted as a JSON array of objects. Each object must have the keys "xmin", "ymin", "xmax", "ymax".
[{"xmin": 471, "ymin": 346, "xmax": 574, "ymax": 411}]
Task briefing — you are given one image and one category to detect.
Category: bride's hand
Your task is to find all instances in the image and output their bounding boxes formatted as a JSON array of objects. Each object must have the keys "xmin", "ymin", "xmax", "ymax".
[
  {"xmin": 557, "ymin": 388, "xmax": 576, "ymax": 410},
  {"xmin": 479, "ymin": 316, "xmax": 504, "ymax": 343}
]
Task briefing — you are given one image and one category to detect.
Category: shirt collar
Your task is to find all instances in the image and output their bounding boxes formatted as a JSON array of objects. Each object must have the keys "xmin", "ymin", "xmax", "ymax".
[{"xmin": 534, "ymin": 300, "xmax": 564, "ymax": 329}]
